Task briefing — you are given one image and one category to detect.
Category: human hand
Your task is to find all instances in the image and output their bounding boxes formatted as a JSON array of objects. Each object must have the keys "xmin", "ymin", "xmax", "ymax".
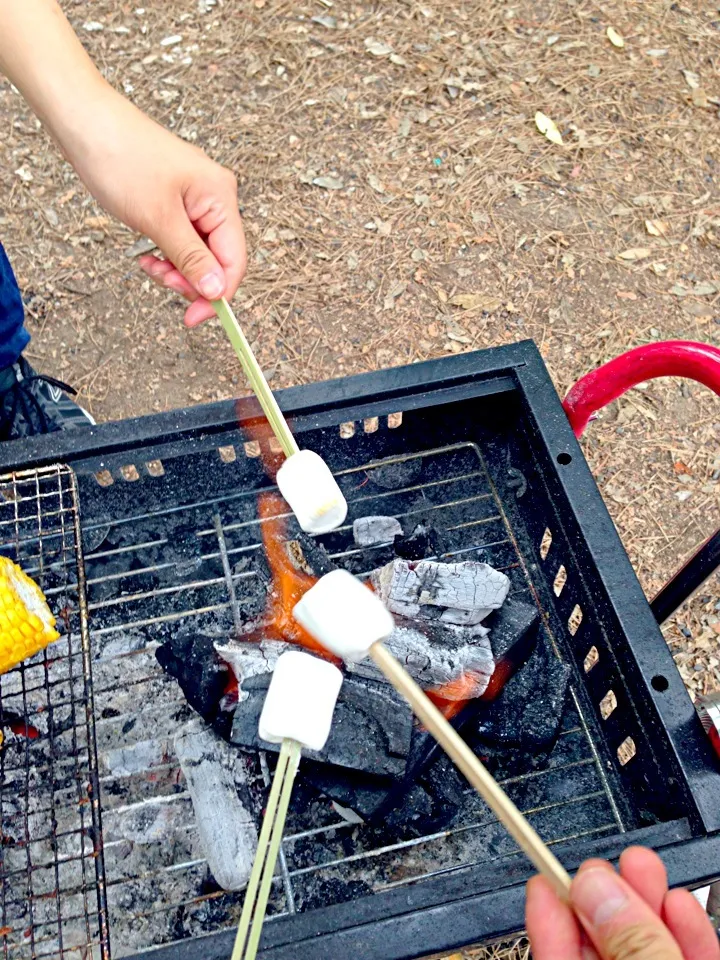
[
  {"xmin": 0, "ymin": 0, "xmax": 245, "ymax": 326},
  {"xmin": 67, "ymin": 93, "xmax": 246, "ymax": 327},
  {"xmin": 526, "ymin": 847, "xmax": 720, "ymax": 960}
]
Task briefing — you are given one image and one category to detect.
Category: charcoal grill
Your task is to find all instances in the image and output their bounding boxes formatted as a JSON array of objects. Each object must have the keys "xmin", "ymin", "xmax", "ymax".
[{"xmin": 1, "ymin": 340, "xmax": 719, "ymax": 960}]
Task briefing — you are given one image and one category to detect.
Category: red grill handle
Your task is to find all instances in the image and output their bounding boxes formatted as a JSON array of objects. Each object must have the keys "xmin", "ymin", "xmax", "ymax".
[
  {"xmin": 562, "ymin": 340, "xmax": 720, "ymax": 437},
  {"xmin": 562, "ymin": 339, "xmax": 720, "ymax": 631}
]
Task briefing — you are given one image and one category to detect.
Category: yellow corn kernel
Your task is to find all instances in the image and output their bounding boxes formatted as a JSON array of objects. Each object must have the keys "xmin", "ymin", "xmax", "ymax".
[{"xmin": 0, "ymin": 558, "xmax": 60, "ymax": 674}]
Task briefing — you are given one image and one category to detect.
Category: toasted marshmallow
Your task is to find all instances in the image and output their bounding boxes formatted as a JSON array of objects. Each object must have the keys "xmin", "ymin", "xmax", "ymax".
[
  {"xmin": 293, "ymin": 569, "xmax": 395, "ymax": 663},
  {"xmin": 258, "ymin": 650, "xmax": 343, "ymax": 751},
  {"xmin": 276, "ymin": 450, "xmax": 348, "ymax": 534}
]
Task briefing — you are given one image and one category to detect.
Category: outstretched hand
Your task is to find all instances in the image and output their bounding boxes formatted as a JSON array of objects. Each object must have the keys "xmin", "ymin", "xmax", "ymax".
[
  {"xmin": 526, "ymin": 847, "xmax": 720, "ymax": 960},
  {"xmin": 0, "ymin": 0, "xmax": 246, "ymax": 328},
  {"xmin": 71, "ymin": 99, "xmax": 246, "ymax": 327}
]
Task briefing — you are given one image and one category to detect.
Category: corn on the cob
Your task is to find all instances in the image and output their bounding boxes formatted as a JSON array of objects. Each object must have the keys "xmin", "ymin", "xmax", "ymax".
[{"xmin": 0, "ymin": 557, "xmax": 60, "ymax": 674}]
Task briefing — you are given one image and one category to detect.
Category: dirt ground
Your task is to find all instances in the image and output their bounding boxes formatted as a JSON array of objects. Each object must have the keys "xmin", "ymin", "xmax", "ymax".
[{"xmin": 1, "ymin": 0, "xmax": 719, "ymax": 956}]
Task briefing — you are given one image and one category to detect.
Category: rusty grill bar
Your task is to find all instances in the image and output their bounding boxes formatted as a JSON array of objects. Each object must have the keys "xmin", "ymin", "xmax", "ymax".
[
  {"xmin": 0, "ymin": 465, "xmax": 108, "ymax": 959},
  {"xmin": 77, "ymin": 441, "xmax": 624, "ymax": 957}
]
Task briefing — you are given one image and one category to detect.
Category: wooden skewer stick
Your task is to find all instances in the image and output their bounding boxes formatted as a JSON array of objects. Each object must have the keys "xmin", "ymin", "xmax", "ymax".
[
  {"xmin": 231, "ymin": 739, "xmax": 301, "ymax": 960},
  {"xmin": 243, "ymin": 739, "xmax": 302, "ymax": 960},
  {"xmin": 213, "ymin": 298, "xmax": 299, "ymax": 459},
  {"xmin": 369, "ymin": 642, "xmax": 573, "ymax": 900}
]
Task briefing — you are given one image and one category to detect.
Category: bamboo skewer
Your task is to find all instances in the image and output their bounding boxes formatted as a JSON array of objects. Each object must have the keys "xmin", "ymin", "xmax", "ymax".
[
  {"xmin": 369, "ymin": 642, "xmax": 573, "ymax": 900},
  {"xmin": 244, "ymin": 740, "xmax": 302, "ymax": 959},
  {"xmin": 231, "ymin": 739, "xmax": 302, "ymax": 960},
  {"xmin": 213, "ymin": 298, "xmax": 299, "ymax": 459}
]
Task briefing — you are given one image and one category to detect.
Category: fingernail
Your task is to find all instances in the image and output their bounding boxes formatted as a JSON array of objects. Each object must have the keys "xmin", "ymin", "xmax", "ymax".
[
  {"xmin": 572, "ymin": 869, "xmax": 629, "ymax": 927},
  {"xmin": 198, "ymin": 273, "xmax": 224, "ymax": 299}
]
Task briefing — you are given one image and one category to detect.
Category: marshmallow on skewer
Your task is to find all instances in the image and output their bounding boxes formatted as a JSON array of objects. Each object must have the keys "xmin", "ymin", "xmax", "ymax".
[
  {"xmin": 276, "ymin": 450, "xmax": 348, "ymax": 535},
  {"xmin": 293, "ymin": 569, "xmax": 395, "ymax": 663},
  {"xmin": 258, "ymin": 650, "xmax": 343, "ymax": 752}
]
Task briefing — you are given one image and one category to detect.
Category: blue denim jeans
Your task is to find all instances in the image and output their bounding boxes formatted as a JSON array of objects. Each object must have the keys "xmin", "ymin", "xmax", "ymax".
[{"xmin": 0, "ymin": 244, "xmax": 30, "ymax": 369}]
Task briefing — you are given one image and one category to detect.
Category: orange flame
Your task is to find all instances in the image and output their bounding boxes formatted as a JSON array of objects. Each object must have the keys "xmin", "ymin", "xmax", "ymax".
[
  {"xmin": 253, "ymin": 493, "xmax": 339, "ymax": 662},
  {"xmin": 253, "ymin": 492, "xmax": 490, "ymax": 717}
]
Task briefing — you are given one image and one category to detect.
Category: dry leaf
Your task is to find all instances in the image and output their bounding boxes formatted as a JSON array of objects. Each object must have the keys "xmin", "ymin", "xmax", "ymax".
[
  {"xmin": 383, "ymin": 280, "xmax": 407, "ymax": 311},
  {"xmin": 607, "ymin": 27, "xmax": 625, "ymax": 48},
  {"xmin": 311, "ymin": 14, "xmax": 337, "ymax": 28},
  {"xmin": 312, "ymin": 175, "xmax": 344, "ymax": 190},
  {"xmin": 616, "ymin": 247, "xmax": 652, "ymax": 261},
  {"xmin": 671, "ymin": 281, "xmax": 719, "ymax": 297},
  {"xmin": 692, "ymin": 88, "xmax": 708, "ymax": 108},
  {"xmin": 124, "ymin": 236, "xmax": 157, "ymax": 258},
  {"xmin": 682, "ymin": 69, "xmax": 700, "ymax": 90},
  {"xmin": 645, "ymin": 219, "xmax": 668, "ymax": 237},
  {"xmin": 534, "ymin": 111, "xmax": 563, "ymax": 145},
  {"xmin": 616, "ymin": 290, "xmax": 638, "ymax": 300},
  {"xmin": 446, "ymin": 319, "xmax": 471, "ymax": 343},
  {"xmin": 368, "ymin": 174, "xmax": 385, "ymax": 195},
  {"xmin": 449, "ymin": 293, "xmax": 502, "ymax": 312},
  {"xmin": 364, "ymin": 38, "xmax": 393, "ymax": 57},
  {"xmin": 682, "ymin": 301, "xmax": 714, "ymax": 319}
]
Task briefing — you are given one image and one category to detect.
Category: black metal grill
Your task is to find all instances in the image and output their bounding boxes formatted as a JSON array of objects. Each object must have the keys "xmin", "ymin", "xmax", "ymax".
[
  {"xmin": 66, "ymin": 442, "xmax": 628, "ymax": 957},
  {"xmin": 0, "ymin": 341, "xmax": 718, "ymax": 960},
  {"xmin": 0, "ymin": 465, "xmax": 108, "ymax": 959}
]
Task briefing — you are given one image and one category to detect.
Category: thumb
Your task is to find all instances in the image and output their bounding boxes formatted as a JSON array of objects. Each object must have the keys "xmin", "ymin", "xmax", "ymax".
[
  {"xmin": 572, "ymin": 867, "xmax": 683, "ymax": 960},
  {"xmin": 159, "ymin": 207, "xmax": 226, "ymax": 301}
]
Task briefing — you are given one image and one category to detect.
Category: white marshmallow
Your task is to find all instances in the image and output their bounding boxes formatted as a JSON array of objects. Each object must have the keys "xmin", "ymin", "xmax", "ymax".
[
  {"xmin": 276, "ymin": 449, "xmax": 348, "ymax": 534},
  {"xmin": 293, "ymin": 569, "xmax": 395, "ymax": 663},
  {"xmin": 258, "ymin": 650, "xmax": 343, "ymax": 751}
]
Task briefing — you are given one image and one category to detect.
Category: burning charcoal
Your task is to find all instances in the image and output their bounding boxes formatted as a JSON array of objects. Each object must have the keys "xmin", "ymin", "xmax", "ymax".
[
  {"xmin": 366, "ymin": 456, "xmax": 422, "ymax": 490},
  {"xmin": 155, "ymin": 632, "xmax": 231, "ymax": 726},
  {"xmin": 300, "ymin": 765, "xmax": 393, "ymax": 822},
  {"xmin": 393, "ymin": 523, "xmax": 443, "ymax": 561},
  {"xmin": 215, "ymin": 639, "xmax": 289, "ymax": 701},
  {"xmin": 286, "ymin": 532, "xmax": 336, "ymax": 577},
  {"xmin": 231, "ymin": 673, "xmax": 413, "ymax": 778},
  {"xmin": 483, "ymin": 597, "xmax": 539, "ymax": 662},
  {"xmin": 372, "ymin": 558, "xmax": 510, "ymax": 626},
  {"xmin": 353, "ymin": 516, "xmax": 403, "ymax": 547},
  {"xmin": 175, "ymin": 720, "xmax": 258, "ymax": 891},
  {"xmin": 348, "ymin": 621, "xmax": 494, "ymax": 697},
  {"xmin": 472, "ymin": 628, "xmax": 572, "ymax": 753},
  {"xmin": 315, "ymin": 599, "xmax": 543, "ymax": 827}
]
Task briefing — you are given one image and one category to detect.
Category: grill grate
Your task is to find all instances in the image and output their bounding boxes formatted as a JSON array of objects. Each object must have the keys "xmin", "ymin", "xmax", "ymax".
[
  {"xmin": 0, "ymin": 465, "xmax": 108, "ymax": 959},
  {"xmin": 78, "ymin": 441, "xmax": 625, "ymax": 956}
]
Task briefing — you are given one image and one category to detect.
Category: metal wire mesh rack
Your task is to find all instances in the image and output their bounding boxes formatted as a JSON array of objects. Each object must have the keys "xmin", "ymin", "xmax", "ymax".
[{"xmin": 0, "ymin": 465, "xmax": 109, "ymax": 960}]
